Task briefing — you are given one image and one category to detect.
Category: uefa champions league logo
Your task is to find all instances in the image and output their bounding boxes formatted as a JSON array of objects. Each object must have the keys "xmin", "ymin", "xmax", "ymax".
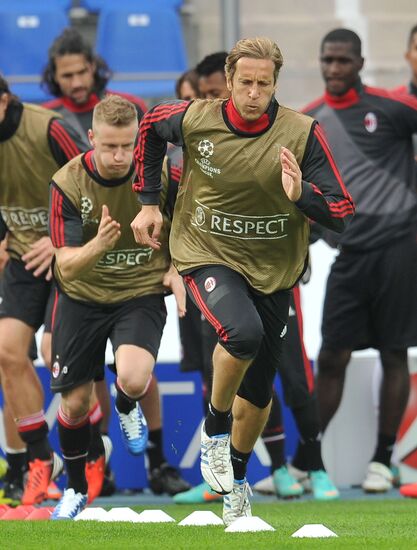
[
  {"xmin": 198, "ymin": 139, "xmax": 214, "ymax": 158},
  {"xmin": 80, "ymin": 196, "xmax": 95, "ymax": 224},
  {"xmin": 81, "ymin": 196, "xmax": 93, "ymax": 216},
  {"xmin": 195, "ymin": 139, "xmax": 220, "ymax": 178},
  {"xmin": 195, "ymin": 206, "xmax": 206, "ymax": 226}
]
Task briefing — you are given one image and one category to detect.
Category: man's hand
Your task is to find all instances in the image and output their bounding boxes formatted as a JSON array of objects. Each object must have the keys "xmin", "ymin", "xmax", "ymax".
[
  {"xmin": 94, "ymin": 205, "xmax": 121, "ymax": 253},
  {"xmin": 281, "ymin": 146, "xmax": 302, "ymax": 202},
  {"xmin": 163, "ymin": 264, "xmax": 186, "ymax": 318},
  {"xmin": 131, "ymin": 205, "xmax": 162, "ymax": 250},
  {"xmin": 22, "ymin": 236, "xmax": 54, "ymax": 280}
]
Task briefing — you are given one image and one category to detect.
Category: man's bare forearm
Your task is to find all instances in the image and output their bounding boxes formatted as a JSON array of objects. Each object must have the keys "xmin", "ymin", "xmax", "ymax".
[{"xmin": 55, "ymin": 238, "xmax": 106, "ymax": 281}]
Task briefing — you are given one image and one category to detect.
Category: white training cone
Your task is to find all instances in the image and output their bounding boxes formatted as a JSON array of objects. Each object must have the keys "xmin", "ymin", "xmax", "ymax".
[
  {"xmin": 74, "ymin": 507, "xmax": 108, "ymax": 521},
  {"xmin": 179, "ymin": 511, "xmax": 224, "ymax": 526},
  {"xmin": 100, "ymin": 507, "xmax": 141, "ymax": 522},
  {"xmin": 292, "ymin": 524, "xmax": 338, "ymax": 538},
  {"xmin": 136, "ymin": 509, "xmax": 176, "ymax": 523},
  {"xmin": 225, "ymin": 516, "xmax": 275, "ymax": 532}
]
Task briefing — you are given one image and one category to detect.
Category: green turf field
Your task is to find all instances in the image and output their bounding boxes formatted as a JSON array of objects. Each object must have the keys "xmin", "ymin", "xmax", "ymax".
[{"xmin": 3, "ymin": 499, "xmax": 417, "ymax": 549}]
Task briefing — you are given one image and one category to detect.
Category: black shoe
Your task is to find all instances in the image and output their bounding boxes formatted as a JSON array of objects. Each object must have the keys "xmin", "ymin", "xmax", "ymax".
[
  {"xmin": 2, "ymin": 477, "xmax": 24, "ymax": 506},
  {"xmin": 1, "ymin": 466, "xmax": 25, "ymax": 506},
  {"xmin": 148, "ymin": 463, "xmax": 192, "ymax": 496},
  {"xmin": 99, "ymin": 464, "xmax": 116, "ymax": 497}
]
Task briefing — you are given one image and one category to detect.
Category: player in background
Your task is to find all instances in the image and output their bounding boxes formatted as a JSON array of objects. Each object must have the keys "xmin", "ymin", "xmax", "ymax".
[
  {"xmin": 305, "ymin": 28, "xmax": 417, "ymax": 494},
  {"xmin": 0, "ymin": 74, "xmax": 85, "ymax": 505},
  {"xmin": 392, "ymin": 24, "xmax": 417, "ymax": 499}
]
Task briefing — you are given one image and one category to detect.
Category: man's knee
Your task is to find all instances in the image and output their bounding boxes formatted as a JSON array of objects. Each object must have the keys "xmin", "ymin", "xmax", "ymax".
[
  {"xmin": 227, "ymin": 316, "xmax": 264, "ymax": 360},
  {"xmin": 117, "ymin": 358, "xmax": 153, "ymax": 399},
  {"xmin": 61, "ymin": 388, "xmax": 91, "ymax": 418},
  {"xmin": 318, "ymin": 348, "xmax": 351, "ymax": 378},
  {"xmin": 233, "ymin": 396, "xmax": 271, "ymax": 423},
  {"xmin": 118, "ymin": 375, "xmax": 151, "ymax": 399},
  {"xmin": 0, "ymin": 346, "xmax": 28, "ymax": 375}
]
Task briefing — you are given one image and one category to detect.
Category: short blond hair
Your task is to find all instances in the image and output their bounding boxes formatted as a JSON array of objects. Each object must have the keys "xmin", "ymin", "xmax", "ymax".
[
  {"xmin": 225, "ymin": 37, "xmax": 283, "ymax": 84},
  {"xmin": 92, "ymin": 94, "xmax": 138, "ymax": 130}
]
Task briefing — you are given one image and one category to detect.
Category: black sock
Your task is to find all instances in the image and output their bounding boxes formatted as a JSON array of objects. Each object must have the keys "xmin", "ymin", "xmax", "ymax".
[
  {"xmin": 115, "ymin": 382, "xmax": 136, "ymax": 414},
  {"xmin": 372, "ymin": 433, "xmax": 396, "ymax": 467},
  {"xmin": 147, "ymin": 428, "xmax": 166, "ymax": 471},
  {"xmin": 18, "ymin": 421, "xmax": 52, "ymax": 462},
  {"xmin": 6, "ymin": 450, "xmax": 28, "ymax": 481},
  {"xmin": 230, "ymin": 444, "xmax": 251, "ymax": 481},
  {"xmin": 292, "ymin": 439, "xmax": 324, "ymax": 472},
  {"xmin": 58, "ymin": 414, "xmax": 90, "ymax": 494},
  {"xmin": 291, "ymin": 399, "xmax": 324, "ymax": 471},
  {"xmin": 204, "ymin": 402, "xmax": 232, "ymax": 437},
  {"xmin": 261, "ymin": 391, "xmax": 285, "ymax": 473},
  {"xmin": 88, "ymin": 422, "xmax": 105, "ymax": 462}
]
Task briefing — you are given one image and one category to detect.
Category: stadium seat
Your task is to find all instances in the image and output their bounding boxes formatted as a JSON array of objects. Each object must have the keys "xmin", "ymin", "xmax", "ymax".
[
  {"xmin": 95, "ymin": 6, "xmax": 187, "ymax": 98},
  {"xmin": 81, "ymin": 0, "xmax": 183, "ymax": 13},
  {"xmin": 0, "ymin": 7, "xmax": 69, "ymax": 103},
  {"xmin": 0, "ymin": 1, "xmax": 73, "ymax": 11}
]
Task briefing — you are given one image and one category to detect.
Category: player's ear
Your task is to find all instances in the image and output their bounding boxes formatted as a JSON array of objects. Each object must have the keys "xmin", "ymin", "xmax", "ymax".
[
  {"xmin": 88, "ymin": 129, "xmax": 95, "ymax": 148},
  {"xmin": 89, "ymin": 60, "xmax": 97, "ymax": 76},
  {"xmin": 0, "ymin": 92, "xmax": 9, "ymax": 122}
]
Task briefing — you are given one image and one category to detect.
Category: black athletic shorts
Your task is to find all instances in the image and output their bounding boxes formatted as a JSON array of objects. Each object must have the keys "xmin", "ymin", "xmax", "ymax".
[
  {"xmin": 184, "ymin": 265, "xmax": 290, "ymax": 409},
  {"xmin": 321, "ymin": 234, "xmax": 417, "ymax": 351},
  {"xmin": 0, "ymin": 273, "xmax": 37, "ymax": 361},
  {"xmin": 45, "ymin": 287, "xmax": 106, "ymax": 382},
  {"xmin": 180, "ymin": 278, "xmax": 313, "ymax": 407},
  {"xmin": 0, "ymin": 258, "xmax": 51, "ymax": 330},
  {"xmin": 51, "ymin": 292, "xmax": 167, "ymax": 393}
]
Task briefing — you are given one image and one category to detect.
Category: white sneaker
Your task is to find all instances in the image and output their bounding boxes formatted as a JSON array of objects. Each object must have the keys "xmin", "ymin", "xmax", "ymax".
[
  {"xmin": 200, "ymin": 423, "xmax": 233, "ymax": 494},
  {"xmin": 253, "ymin": 475, "xmax": 275, "ymax": 495},
  {"xmin": 287, "ymin": 463, "xmax": 312, "ymax": 492},
  {"xmin": 362, "ymin": 461, "xmax": 393, "ymax": 493},
  {"xmin": 223, "ymin": 479, "xmax": 252, "ymax": 527},
  {"xmin": 51, "ymin": 488, "xmax": 87, "ymax": 520}
]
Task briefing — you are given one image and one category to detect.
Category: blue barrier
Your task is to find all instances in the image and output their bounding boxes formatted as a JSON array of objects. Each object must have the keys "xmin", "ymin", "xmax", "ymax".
[{"xmin": 0, "ymin": 362, "xmax": 300, "ymax": 490}]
